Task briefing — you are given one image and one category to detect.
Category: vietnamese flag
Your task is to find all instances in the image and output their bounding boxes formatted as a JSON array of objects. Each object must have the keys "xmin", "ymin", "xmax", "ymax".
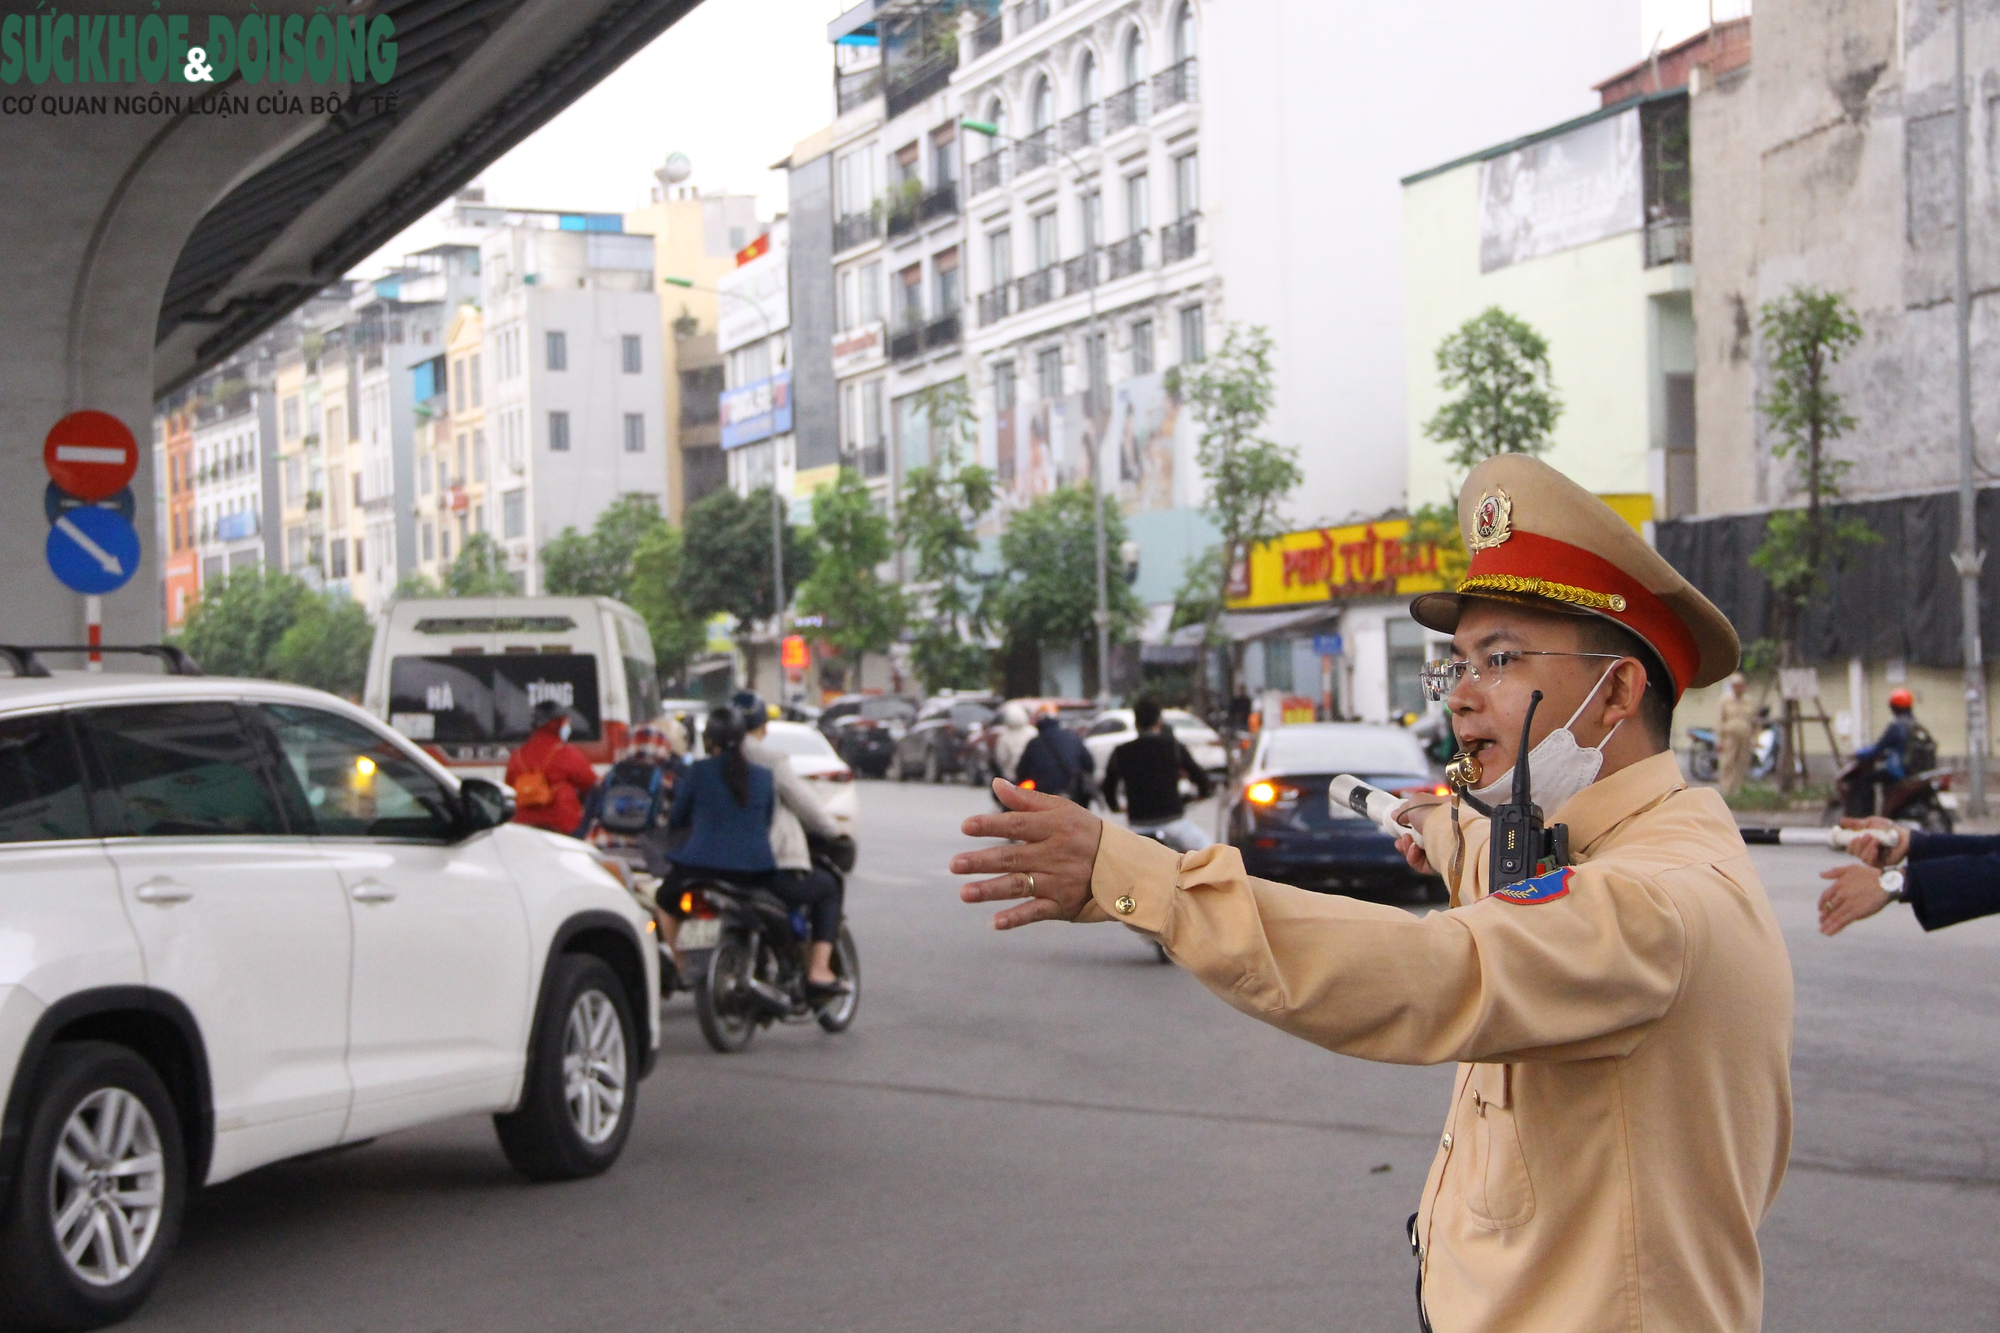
[{"xmin": 735, "ymin": 232, "xmax": 771, "ymax": 266}]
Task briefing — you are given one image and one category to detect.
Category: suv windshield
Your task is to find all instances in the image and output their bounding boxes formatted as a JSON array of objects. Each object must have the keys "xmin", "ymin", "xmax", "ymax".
[{"xmin": 388, "ymin": 655, "xmax": 602, "ymax": 743}]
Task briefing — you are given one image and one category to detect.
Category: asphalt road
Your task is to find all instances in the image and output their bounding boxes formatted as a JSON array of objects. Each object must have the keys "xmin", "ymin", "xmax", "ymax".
[{"xmin": 123, "ymin": 781, "xmax": 2000, "ymax": 1332}]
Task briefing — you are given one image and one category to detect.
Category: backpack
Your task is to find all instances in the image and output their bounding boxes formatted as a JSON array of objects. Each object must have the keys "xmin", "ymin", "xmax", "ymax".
[
  {"xmin": 512, "ymin": 769, "xmax": 554, "ymax": 808},
  {"xmin": 596, "ymin": 759, "xmax": 667, "ymax": 834},
  {"xmin": 1906, "ymin": 724, "xmax": 1938, "ymax": 774}
]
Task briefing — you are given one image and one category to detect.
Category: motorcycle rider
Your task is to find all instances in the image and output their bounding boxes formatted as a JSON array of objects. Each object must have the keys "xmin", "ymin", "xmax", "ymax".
[
  {"xmin": 506, "ymin": 699, "xmax": 597, "ymax": 835},
  {"xmin": 992, "ymin": 701, "xmax": 1037, "ymax": 786},
  {"xmin": 1856, "ymin": 688, "xmax": 1921, "ymax": 785},
  {"xmin": 1715, "ymin": 672, "xmax": 1757, "ymax": 798},
  {"xmin": 1102, "ymin": 697, "xmax": 1213, "ymax": 851},
  {"xmin": 734, "ymin": 691, "xmax": 850, "ymax": 995},
  {"xmin": 1014, "ymin": 702, "xmax": 1093, "ymax": 803}
]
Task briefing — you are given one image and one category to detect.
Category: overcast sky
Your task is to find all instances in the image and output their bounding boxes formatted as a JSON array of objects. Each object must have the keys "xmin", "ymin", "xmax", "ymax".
[{"xmin": 355, "ymin": 0, "xmax": 1752, "ymax": 279}]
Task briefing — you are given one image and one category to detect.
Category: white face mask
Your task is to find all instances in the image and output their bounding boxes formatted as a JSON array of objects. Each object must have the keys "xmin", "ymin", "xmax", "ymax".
[
  {"xmin": 558, "ymin": 721, "xmax": 572, "ymax": 742},
  {"xmin": 1468, "ymin": 662, "xmax": 1624, "ymax": 816}
]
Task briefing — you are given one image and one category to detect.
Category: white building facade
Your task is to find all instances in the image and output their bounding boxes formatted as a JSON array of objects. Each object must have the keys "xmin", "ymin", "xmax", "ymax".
[
  {"xmin": 719, "ymin": 218, "xmax": 797, "ymax": 500},
  {"xmin": 481, "ymin": 217, "xmax": 666, "ymax": 593},
  {"xmin": 188, "ymin": 393, "xmax": 273, "ymax": 588}
]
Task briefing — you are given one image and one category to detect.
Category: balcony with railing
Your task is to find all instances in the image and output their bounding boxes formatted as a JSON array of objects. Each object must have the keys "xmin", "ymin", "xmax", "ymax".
[
  {"xmin": 886, "ymin": 52, "xmax": 955, "ymax": 118},
  {"xmin": 1016, "ymin": 266, "xmax": 1057, "ymax": 312},
  {"xmin": 924, "ymin": 309, "xmax": 962, "ymax": 350},
  {"xmin": 1104, "ymin": 83, "xmax": 1146, "ymax": 134},
  {"xmin": 890, "ymin": 321, "xmax": 924, "ymax": 363},
  {"xmin": 835, "ymin": 210, "xmax": 883, "ymax": 253},
  {"xmin": 978, "ymin": 287, "xmax": 1013, "ymax": 327},
  {"xmin": 1162, "ymin": 213, "xmax": 1200, "ymax": 264},
  {"xmin": 886, "ymin": 196, "xmax": 920, "ymax": 240},
  {"xmin": 1062, "ymin": 252, "xmax": 1097, "ymax": 294},
  {"xmin": 1105, "ymin": 232, "xmax": 1147, "ymax": 280},
  {"xmin": 836, "ymin": 64, "xmax": 880, "ymax": 116},
  {"xmin": 969, "ymin": 150, "xmax": 1008, "ymax": 197},
  {"xmin": 857, "ymin": 441, "xmax": 888, "ymax": 479},
  {"xmin": 1645, "ymin": 216, "xmax": 1692, "ymax": 267},
  {"xmin": 972, "ymin": 14, "xmax": 1003, "ymax": 58},
  {"xmin": 1017, "ymin": 127, "xmax": 1053, "ymax": 173},
  {"xmin": 1153, "ymin": 57, "xmax": 1198, "ymax": 110},
  {"xmin": 920, "ymin": 181, "xmax": 960, "ymax": 224},
  {"xmin": 1061, "ymin": 105, "xmax": 1101, "ymax": 152}
]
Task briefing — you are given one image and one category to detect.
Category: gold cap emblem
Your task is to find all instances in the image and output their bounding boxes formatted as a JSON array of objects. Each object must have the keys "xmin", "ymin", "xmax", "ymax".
[{"xmin": 1468, "ymin": 489, "xmax": 1513, "ymax": 552}]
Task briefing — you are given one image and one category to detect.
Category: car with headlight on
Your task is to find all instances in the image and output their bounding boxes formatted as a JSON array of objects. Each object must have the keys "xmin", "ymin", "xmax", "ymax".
[{"xmin": 1228, "ymin": 723, "xmax": 1447, "ymax": 902}]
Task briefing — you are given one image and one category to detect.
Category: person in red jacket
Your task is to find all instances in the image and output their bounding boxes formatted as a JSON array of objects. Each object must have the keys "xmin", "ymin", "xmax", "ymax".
[{"xmin": 506, "ymin": 700, "xmax": 597, "ymax": 836}]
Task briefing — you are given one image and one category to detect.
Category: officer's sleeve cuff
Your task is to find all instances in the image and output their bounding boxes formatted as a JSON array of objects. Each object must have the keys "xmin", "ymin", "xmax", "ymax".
[{"xmin": 1083, "ymin": 822, "xmax": 1215, "ymax": 932}]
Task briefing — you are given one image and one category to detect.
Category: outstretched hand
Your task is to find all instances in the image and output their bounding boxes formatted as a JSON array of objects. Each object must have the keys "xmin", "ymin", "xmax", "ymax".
[{"xmin": 952, "ymin": 780, "xmax": 1105, "ymax": 929}]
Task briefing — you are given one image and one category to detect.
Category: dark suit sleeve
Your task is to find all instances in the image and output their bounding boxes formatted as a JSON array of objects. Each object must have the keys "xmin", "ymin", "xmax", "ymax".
[
  {"xmin": 1102, "ymin": 746, "xmax": 1123, "ymax": 812},
  {"xmin": 1904, "ymin": 832, "xmax": 2000, "ymax": 931}
]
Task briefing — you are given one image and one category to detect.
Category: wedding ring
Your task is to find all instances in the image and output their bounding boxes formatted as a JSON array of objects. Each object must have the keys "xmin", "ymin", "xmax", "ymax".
[{"xmin": 1026, "ymin": 872, "xmax": 1036, "ymax": 896}]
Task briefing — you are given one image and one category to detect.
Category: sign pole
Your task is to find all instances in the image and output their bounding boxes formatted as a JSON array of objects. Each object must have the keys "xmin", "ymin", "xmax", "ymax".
[{"xmin": 86, "ymin": 596, "xmax": 102, "ymax": 672}]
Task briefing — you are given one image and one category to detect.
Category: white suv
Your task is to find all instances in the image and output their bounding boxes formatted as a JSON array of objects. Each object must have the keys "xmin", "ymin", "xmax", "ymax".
[{"xmin": 0, "ymin": 662, "xmax": 659, "ymax": 1328}]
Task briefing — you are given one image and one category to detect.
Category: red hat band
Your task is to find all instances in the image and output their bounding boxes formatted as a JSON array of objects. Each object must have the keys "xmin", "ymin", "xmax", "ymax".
[{"xmin": 1459, "ymin": 531, "xmax": 1700, "ymax": 700}]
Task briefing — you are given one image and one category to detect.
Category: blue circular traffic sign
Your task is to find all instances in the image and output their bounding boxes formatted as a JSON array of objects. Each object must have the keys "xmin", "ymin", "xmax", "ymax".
[
  {"xmin": 46, "ymin": 506, "xmax": 140, "ymax": 595},
  {"xmin": 44, "ymin": 482, "xmax": 136, "ymax": 526}
]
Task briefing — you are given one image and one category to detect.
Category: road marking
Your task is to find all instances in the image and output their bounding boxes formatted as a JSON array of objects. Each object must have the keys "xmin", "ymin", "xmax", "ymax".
[
  {"xmin": 54, "ymin": 445, "xmax": 129, "ymax": 464},
  {"xmin": 55, "ymin": 515, "xmax": 124, "ymax": 574}
]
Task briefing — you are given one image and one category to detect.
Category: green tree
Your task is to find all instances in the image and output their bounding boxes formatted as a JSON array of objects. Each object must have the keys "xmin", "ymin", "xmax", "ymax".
[
  {"xmin": 1170, "ymin": 323, "xmax": 1302, "ymax": 703},
  {"xmin": 445, "ymin": 532, "xmax": 520, "ymax": 596},
  {"xmin": 392, "ymin": 573, "xmax": 444, "ymax": 599},
  {"xmin": 989, "ymin": 488, "xmax": 1142, "ymax": 696},
  {"xmin": 1423, "ymin": 306, "xmax": 1564, "ymax": 469},
  {"xmin": 624, "ymin": 524, "xmax": 708, "ymax": 685},
  {"xmin": 540, "ymin": 493, "xmax": 666, "ymax": 598},
  {"xmin": 174, "ymin": 568, "xmax": 320, "ymax": 678},
  {"xmin": 898, "ymin": 380, "xmax": 997, "ymax": 690},
  {"xmin": 679, "ymin": 485, "xmax": 816, "ymax": 625},
  {"xmin": 1749, "ymin": 286, "xmax": 1876, "ymax": 786},
  {"xmin": 796, "ymin": 468, "xmax": 904, "ymax": 682},
  {"xmin": 267, "ymin": 597, "xmax": 373, "ymax": 698}
]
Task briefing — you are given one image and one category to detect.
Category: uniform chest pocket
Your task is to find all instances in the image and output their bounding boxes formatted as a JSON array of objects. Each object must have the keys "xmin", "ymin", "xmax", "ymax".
[{"xmin": 1464, "ymin": 1063, "xmax": 1536, "ymax": 1230}]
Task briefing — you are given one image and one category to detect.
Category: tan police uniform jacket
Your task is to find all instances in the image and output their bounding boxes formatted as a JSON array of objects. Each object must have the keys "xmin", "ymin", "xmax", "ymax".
[{"xmin": 1082, "ymin": 750, "xmax": 1793, "ymax": 1331}]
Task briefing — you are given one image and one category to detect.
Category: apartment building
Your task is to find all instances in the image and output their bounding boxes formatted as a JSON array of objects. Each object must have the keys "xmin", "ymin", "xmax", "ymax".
[
  {"xmin": 157, "ymin": 397, "xmax": 198, "ymax": 627},
  {"xmin": 625, "ymin": 183, "xmax": 762, "ymax": 519},
  {"xmin": 825, "ymin": 0, "xmax": 972, "ymax": 518},
  {"xmin": 187, "ymin": 383, "xmax": 274, "ymax": 589},
  {"xmin": 480, "ymin": 214, "xmax": 666, "ymax": 593}
]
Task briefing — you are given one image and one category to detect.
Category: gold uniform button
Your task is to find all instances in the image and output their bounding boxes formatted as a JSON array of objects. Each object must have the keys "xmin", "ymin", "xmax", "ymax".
[
  {"xmin": 1114, "ymin": 895, "xmax": 1137, "ymax": 915},
  {"xmin": 1441, "ymin": 1133, "xmax": 1453, "ymax": 1151}
]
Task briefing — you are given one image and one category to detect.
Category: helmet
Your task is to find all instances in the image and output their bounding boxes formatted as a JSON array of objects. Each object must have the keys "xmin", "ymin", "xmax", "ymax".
[
  {"xmin": 530, "ymin": 699, "xmax": 575, "ymax": 731},
  {"xmin": 1888, "ymin": 688, "xmax": 1915, "ymax": 711},
  {"xmin": 729, "ymin": 690, "xmax": 770, "ymax": 724}
]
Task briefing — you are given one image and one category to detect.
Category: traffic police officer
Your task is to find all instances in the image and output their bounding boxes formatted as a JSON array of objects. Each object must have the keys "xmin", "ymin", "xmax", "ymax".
[{"xmin": 952, "ymin": 455, "xmax": 1793, "ymax": 1332}]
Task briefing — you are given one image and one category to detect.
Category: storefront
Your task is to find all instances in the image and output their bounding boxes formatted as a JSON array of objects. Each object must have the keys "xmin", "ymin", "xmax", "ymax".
[{"xmin": 1224, "ymin": 516, "xmax": 1453, "ymax": 724}]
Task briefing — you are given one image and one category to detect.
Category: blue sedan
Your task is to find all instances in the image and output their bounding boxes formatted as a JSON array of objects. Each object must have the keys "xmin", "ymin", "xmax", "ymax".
[{"xmin": 1227, "ymin": 723, "xmax": 1448, "ymax": 903}]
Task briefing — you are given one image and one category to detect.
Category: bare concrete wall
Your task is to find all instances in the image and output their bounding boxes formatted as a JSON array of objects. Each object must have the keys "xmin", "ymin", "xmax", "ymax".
[{"xmin": 1694, "ymin": 0, "xmax": 2000, "ymax": 515}]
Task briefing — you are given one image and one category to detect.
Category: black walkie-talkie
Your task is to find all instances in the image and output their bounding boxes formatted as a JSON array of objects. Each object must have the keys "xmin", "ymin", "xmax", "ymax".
[{"xmin": 1462, "ymin": 690, "xmax": 1571, "ymax": 891}]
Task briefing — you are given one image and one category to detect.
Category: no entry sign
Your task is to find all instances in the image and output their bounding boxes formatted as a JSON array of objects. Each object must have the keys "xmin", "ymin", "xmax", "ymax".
[{"xmin": 44, "ymin": 411, "xmax": 138, "ymax": 501}]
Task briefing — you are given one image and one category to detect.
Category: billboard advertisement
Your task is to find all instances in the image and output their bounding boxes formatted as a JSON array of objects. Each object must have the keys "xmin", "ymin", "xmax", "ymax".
[
  {"xmin": 717, "ymin": 232, "xmax": 790, "ymax": 353},
  {"xmin": 720, "ymin": 369, "xmax": 793, "ymax": 449},
  {"xmin": 1478, "ymin": 107, "xmax": 1642, "ymax": 272},
  {"xmin": 981, "ymin": 372, "xmax": 1191, "ymax": 532}
]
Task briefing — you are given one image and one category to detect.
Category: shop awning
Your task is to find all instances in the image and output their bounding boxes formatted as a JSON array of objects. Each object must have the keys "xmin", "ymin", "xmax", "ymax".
[{"xmin": 1221, "ymin": 606, "xmax": 1340, "ymax": 642}]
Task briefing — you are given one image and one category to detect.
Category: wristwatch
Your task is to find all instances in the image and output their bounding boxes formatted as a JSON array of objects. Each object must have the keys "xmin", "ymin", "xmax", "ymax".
[{"xmin": 1880, "ymin": 868, "xmax": 1907, "ymax": 903}]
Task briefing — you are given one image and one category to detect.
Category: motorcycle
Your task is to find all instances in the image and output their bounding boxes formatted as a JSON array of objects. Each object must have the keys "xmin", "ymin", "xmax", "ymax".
[
  {"xmin": 1824, "ymin": 752, "xmax": 1955, "ymax": 833},
  {"xmin": 683, "ymin": 837, "xmax": 861, "ymax": 1053},
  {"xmin": 1686, "ymin": 710, "xmax": 1780, "ymax": 783}
]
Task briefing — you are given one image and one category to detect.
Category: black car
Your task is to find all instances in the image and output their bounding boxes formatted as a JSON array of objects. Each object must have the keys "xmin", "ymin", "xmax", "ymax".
[
  {"xmin": 818, "ymin": 694, "xmax": 917, "ymax": 778},
  {"xmin": 1227, "ymin": 723, "xmax": 1446, "ymax": 902},
  {"xmin": 890, "ymin": 694, "xmax": 999, "ymax": 784}
]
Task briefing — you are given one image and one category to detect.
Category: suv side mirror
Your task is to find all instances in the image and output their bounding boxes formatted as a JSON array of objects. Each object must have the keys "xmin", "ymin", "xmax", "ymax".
[{"xmin": 457, "ymin": 778, "xmax": 512, "ymax": 835}]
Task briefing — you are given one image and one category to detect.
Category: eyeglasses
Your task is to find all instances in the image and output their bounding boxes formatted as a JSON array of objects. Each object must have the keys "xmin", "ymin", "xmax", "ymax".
[{"xmin": 1418, "ymin": 651, "xmax": 1624, "ymax": 702}]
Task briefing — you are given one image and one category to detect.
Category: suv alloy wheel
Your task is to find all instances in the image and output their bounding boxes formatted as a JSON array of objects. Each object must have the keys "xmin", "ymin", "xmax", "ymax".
[
  {"xmin": 0, "ymin": 1042, "xmax": 187, "ymax": 1330},
  {"xmin": 493, "ymin": 955, "xmax": 637, "ymax": 1180}
]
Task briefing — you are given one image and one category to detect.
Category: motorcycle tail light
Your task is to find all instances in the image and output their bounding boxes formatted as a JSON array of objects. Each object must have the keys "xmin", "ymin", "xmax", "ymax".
[{"xmin": 681, "ymin": 891, "xmax": 718, "ymax": 919}]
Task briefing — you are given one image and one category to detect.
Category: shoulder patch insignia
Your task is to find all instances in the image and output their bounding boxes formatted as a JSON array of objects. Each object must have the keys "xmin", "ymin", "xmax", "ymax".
[{"xmin": 1490, "ymin": 867, "xmax": 1572, "ymax": 905}]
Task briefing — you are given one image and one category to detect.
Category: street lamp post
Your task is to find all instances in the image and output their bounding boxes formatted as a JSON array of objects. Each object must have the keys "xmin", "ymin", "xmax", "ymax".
[
  {"xmin": 962, "ymin": 117, "xmax": 1115, "ymax": 707},
  {"xmin": 1951, "ymin": 0, "xmax": 1989, "ymax": 816},
  {"xmin": 665, "ymin": 275, "xmax": 790, "ymax": 698}
]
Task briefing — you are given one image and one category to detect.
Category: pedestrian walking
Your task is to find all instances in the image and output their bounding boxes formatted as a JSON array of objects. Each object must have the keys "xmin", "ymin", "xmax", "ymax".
[
  {"xmin": 952, "ymin": 455, "xmax": 1791, "ymax": 1332},
  {"xmin": 1716, "ymin": 671, "xmax": 1757, "ymax": 797}
]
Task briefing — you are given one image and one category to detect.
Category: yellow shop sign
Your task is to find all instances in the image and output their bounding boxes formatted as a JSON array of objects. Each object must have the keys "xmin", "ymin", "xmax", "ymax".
[{"xmin": 1226, "ymin": 519, "xmax": 1446, "ymax": 610}]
